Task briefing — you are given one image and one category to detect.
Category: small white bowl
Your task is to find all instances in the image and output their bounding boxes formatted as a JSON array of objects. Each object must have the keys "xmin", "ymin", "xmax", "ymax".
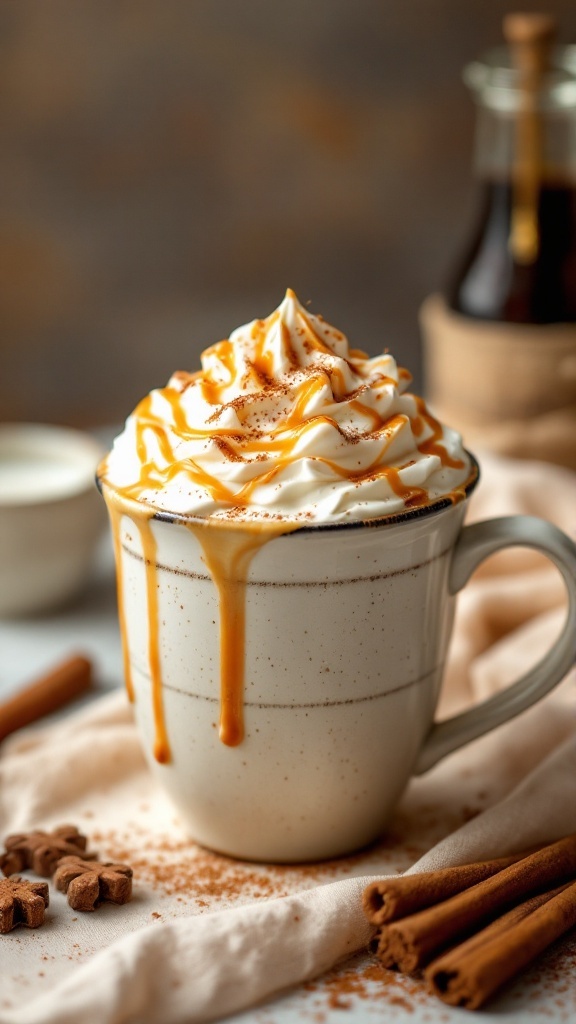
[{"xmin": 0, "ymin": 423, "xmax": 107, "ymax": 616}]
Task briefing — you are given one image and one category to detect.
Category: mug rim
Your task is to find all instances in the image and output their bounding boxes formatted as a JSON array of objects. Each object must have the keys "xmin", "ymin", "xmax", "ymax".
[{"xmin": 97, "ymin": 450, "xmax": 480, "ymax": 534}]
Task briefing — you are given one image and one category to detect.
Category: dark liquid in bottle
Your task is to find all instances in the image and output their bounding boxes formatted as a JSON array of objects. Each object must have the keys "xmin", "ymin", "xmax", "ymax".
[{"xmin": 447, "ymin": 180, "xmax": 576, "ymax": 323}]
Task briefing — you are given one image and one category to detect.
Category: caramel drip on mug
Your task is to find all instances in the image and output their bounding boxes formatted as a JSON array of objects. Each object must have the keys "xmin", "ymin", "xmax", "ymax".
[
  {"xmin": 105, "ymin": 490, "xmax": 170, "ymax": 763},
  {"xmin": 107, "ymin": 503, "xmax": 135, "ymax": 704},
  {"xmin": 104, "ymin": 480, "xmax": 295, "ymax": 758},
  {"xmin": 136, "ymin": 516, "xmax": 171, "ymax": 763},
  {"xmin": 185, "ymin": 520, "xmax": 296, "ymax": 747}
]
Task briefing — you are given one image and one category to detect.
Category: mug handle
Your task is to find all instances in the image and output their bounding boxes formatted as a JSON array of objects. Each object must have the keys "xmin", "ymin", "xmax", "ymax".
[{"xmin": 414, "ymin": 515, "xmax": 576, "ymax": 775}]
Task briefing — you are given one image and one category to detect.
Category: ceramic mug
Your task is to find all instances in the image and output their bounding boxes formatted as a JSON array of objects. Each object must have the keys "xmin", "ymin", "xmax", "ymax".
[
  {"xmin": 101, "ymin": 456, "xmax": 576, "ymax": 862},
  {"xmin": 0, "ymin": 424, "xmax": 106, "ymax": 616}
]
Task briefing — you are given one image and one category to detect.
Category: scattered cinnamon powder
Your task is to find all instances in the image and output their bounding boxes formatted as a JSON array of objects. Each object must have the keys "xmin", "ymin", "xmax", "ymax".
[
  {"xmin": 212, "ymin": 437, "xmax": 247, "ymax": 463},
  {"xmin": 87, "ymin": 791, "xmax": 478, "ymax": 911},
  {"xmin": 91, "ymin": 828, "xmax": 281, "ymax": 904},
  {"xmin": 89, "ymin": 824, "xmax": 415, "ymax": 908},
  {"xmin": 303, "ymin": 954, "xmax": 426, "ymax": 1018}
]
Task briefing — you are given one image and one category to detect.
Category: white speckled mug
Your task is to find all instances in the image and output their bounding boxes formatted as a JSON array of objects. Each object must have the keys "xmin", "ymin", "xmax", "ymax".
[{"xmin": 104, "ymin": 457, "xmax": 576, "ymax": 862}]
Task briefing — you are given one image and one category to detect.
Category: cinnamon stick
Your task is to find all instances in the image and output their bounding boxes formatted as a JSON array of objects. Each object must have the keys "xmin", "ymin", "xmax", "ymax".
[
  {"xmin": 0, "ymin": 656, "xmax": 93, "ymax": 742},
  {"xmin": 363, "ymin": 852, "xmax": 525, "ymax": 925},
  {"xmin": 374, "ymin": 833, "xmax": 576, "ymax": 971},
  {"xmin": 426, "ymin": 880, "xmax": 576, "ymax": 1009}
]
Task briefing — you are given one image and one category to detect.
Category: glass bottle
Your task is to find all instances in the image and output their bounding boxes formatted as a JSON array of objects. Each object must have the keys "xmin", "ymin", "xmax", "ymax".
[
  {"xmin": 447, "ymin": 15, "xmax": 576, "ymax": 323},
  {"xmin": 421, "ymin": 15, "xmax": 576, "ymax": 470}
]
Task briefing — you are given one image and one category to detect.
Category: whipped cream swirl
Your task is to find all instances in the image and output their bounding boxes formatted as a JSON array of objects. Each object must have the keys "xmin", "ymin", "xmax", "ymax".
[{"xmin": 102, "ymin": 290, "xmax": 471, "ymax": 522}]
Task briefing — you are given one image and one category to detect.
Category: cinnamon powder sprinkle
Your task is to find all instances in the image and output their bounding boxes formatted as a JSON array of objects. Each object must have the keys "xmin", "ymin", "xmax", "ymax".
[
  {"xmin": 303, "ymin": 954, "xmax": 426, "ymax": 1017},
  {"xmin": 89, "ymin": 826, "xmax": 412, "ymax": 908},
  {"xmin": 212, "ymin": 437, "xmax": 247, "ymax": 463}
]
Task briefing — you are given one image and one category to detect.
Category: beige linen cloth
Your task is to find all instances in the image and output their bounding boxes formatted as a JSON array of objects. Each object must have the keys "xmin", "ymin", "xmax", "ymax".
[{"xmin": 1, "ymin": 453, "xmax": 576, "ymax": 1024}]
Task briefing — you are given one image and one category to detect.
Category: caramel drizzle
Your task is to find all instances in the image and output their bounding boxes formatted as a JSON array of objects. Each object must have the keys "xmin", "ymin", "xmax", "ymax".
[
  {"xmin": 200, "ymin": 340, "xmax": 238, "ymax": 405},
  {"xmin": 107, "ymin": 503, "xmax": 135, "ymax": 704},
  {"xmin": 136, "ymin": 516, "xmax": 171, "ymax": 764},
  {"xmin": 285, "ymin": 373, "xmax": 328, "ymax": 427},
  {"xmin": 105, "ymin": 489, "xmax": 170, "ymax": 763},
  {"xmin": 185, "ymin": 519, "xmax": 296, "ymax": 747},
  {"xmin": 413, "ymin": 397, "xmax": 466, "ymax": 470},
  {"xmin": 128, "ymin": 389, "xmax": 463, "ymax": 513}
]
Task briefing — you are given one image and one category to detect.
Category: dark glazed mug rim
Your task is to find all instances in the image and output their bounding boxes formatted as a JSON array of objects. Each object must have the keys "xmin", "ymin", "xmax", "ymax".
[{"xmin": 97, "ymin": 450, "xmax": 480, "ymax": 534}]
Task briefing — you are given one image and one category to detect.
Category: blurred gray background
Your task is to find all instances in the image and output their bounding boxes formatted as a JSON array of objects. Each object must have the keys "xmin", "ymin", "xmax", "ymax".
[{"xmin": 2, "ymin": 0, "xmax": 576, "ymax": 427}]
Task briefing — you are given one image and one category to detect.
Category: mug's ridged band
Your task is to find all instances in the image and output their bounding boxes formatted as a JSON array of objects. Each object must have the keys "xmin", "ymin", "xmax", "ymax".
[
  {"xmin": 120, "ymin": 539, "xmax": 453, "ymax": 586},
  {"xmin": 130, "ymin": 659, "xmax": 442, "ymax": 709}
]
